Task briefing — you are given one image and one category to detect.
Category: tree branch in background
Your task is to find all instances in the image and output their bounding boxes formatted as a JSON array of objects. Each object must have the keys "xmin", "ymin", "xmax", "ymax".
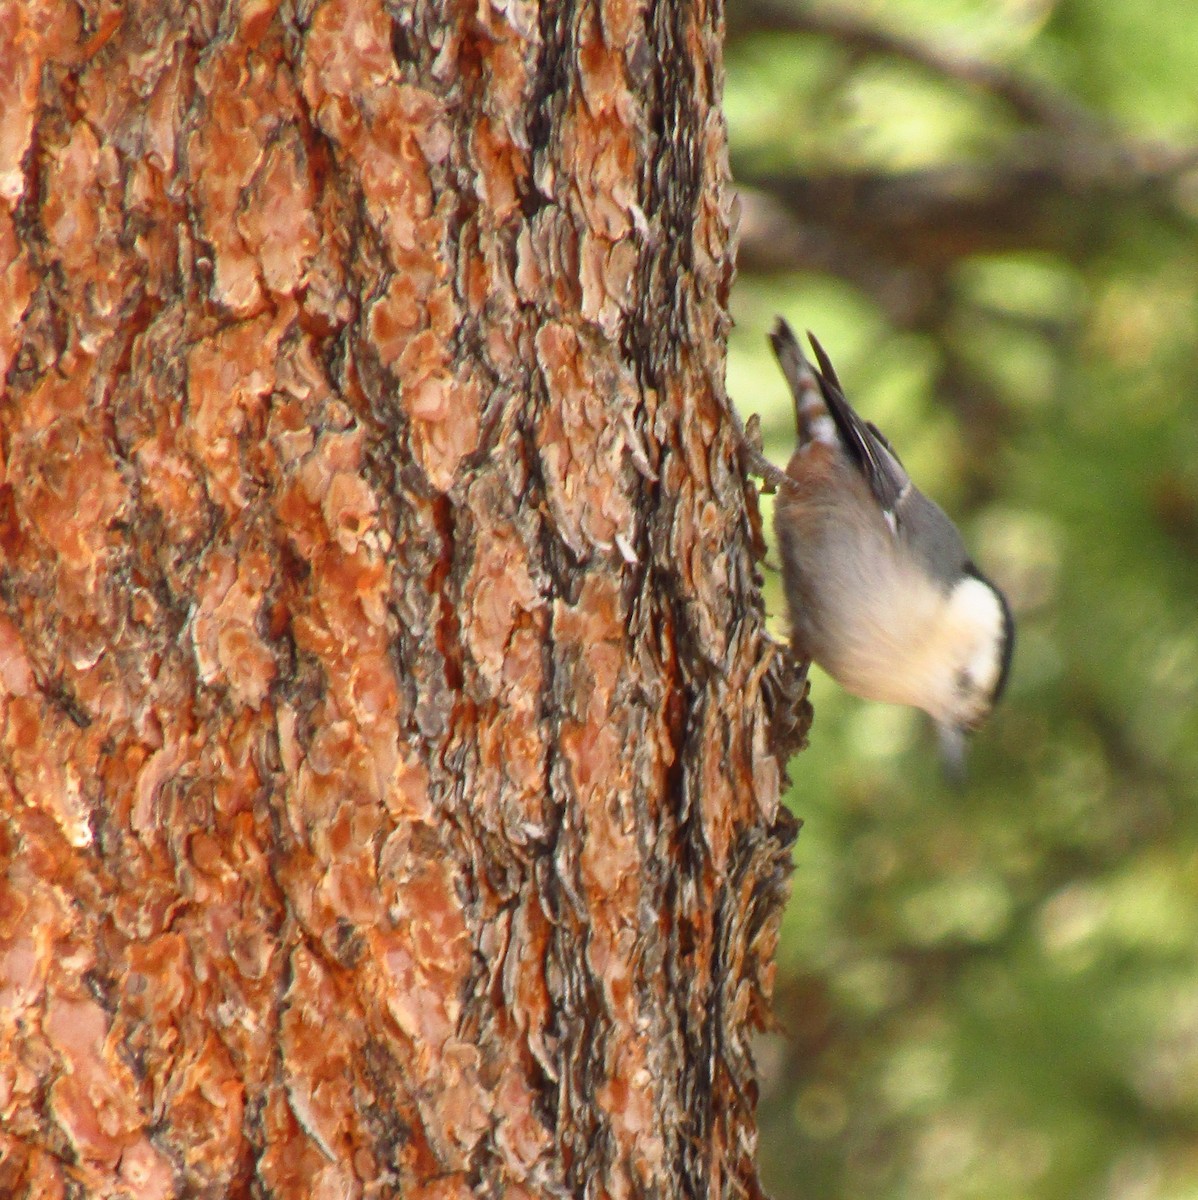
[
  {"xmin": 730, "ymin": 2, "xmax": 1198, "ymax": 301},
  {"xmin": 728, "ymin": 3, "xmax": 1198, "ymax": 499},
  {"xmin": 728, "ymin": 0, "xmax": 1110, "ymax": 137}
]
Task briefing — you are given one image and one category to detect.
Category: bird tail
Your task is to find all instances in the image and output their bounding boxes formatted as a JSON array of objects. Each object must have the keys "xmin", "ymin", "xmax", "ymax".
[{"xmin": 768, "ymin": 317, "xmax": 836, "ymax": 448}]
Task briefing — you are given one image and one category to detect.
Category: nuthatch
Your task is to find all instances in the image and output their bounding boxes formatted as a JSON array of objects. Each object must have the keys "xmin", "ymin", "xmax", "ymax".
[{"xmin": 746, "ymin": 318, "xmax": 1014, "ymax": 770}]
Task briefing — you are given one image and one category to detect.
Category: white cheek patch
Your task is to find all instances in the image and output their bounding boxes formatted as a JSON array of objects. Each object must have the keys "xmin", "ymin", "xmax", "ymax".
[{"xmin": 947, "ymin": 576, "xmax": 1006, "ymax": 700}]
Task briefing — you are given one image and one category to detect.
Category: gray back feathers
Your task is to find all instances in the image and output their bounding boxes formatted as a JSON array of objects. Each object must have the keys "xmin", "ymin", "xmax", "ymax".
[{"xmin": 894, "ymin": 489, "xmax": 971, "ymax": 589}]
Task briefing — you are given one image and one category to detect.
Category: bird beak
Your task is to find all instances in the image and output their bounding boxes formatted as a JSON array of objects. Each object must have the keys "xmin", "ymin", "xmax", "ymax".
[{"xmin": 937, "ymin": 723, "xmax": 969, "ymax": 783}]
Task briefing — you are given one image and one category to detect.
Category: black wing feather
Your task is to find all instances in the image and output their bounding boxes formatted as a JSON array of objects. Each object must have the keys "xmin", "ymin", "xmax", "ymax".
[{"xmin": 804, "ymin": 331, "xmax": 910, "ymax": 517}]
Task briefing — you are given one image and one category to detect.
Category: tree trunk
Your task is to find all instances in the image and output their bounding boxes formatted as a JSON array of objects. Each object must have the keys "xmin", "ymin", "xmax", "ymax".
[{"xmin": 0, "ymin": 2, "xmax": 807, "ymax": 1197}]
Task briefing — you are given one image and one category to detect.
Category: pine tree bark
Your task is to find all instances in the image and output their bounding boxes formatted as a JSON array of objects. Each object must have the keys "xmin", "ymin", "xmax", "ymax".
[{"xmin": 0, "ymin": 2, "xmax": 807, "ymax": 1197}]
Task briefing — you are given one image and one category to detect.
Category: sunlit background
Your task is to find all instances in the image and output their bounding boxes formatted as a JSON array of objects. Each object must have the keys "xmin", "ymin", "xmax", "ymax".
[{"xmin": 725, "ymin": 2, "xmax": 1198, "ymax": 1197}]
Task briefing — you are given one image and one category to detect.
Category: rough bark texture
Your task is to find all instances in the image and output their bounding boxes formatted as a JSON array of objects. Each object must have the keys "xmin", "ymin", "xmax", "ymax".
[{"xmin": 0, "ymin": 2, "xmax": 808, "ymax": 1198}]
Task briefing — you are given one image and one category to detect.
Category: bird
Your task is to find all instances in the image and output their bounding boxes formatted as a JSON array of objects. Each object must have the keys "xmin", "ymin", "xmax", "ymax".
[{"xmin": 746, "ymin": 317, "xmax": 1014, "ymax": 771}]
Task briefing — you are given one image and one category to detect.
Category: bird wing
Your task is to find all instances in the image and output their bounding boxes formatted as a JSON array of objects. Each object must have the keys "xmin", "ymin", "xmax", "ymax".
[{"xmin": 805, "ymin": 331, "xmax": 911, "ymax": 522}]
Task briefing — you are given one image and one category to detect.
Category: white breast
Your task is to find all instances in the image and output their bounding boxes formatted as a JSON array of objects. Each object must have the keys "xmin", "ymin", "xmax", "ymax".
[{"xmin": 820, "ymin": 562, "xmax": 1004, "ymax": 728}]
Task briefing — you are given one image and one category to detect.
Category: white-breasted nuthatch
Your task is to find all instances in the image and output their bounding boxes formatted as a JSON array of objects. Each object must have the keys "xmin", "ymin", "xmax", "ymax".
[{"xmin": 746, "ymin": 318, "xmax": 1014, "ymax": 769}]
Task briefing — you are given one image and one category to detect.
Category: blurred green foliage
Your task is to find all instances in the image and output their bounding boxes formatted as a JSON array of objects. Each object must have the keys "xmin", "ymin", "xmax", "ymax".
[{"xmin": 726, "ymin": 3, "xmax": 1198, "ymax": 1198}]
